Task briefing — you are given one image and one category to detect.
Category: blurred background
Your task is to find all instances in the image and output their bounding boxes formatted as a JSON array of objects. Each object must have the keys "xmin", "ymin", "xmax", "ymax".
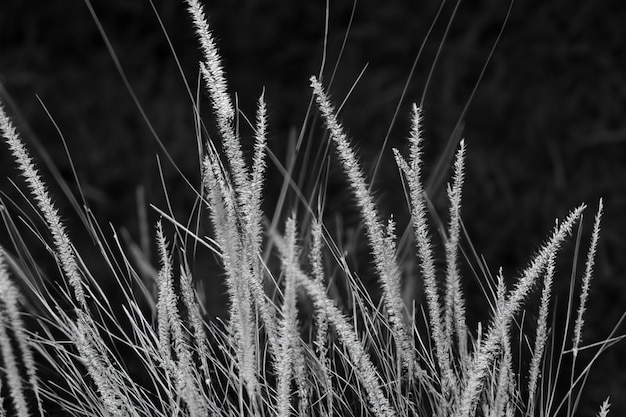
[{"xmin": 1, "ymin": 0, "xmax": 626, "ymax": 415}]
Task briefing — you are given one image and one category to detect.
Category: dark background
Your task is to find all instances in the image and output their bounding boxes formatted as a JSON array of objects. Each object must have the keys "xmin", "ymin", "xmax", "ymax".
[{"xmin": 1, "ymin": 0, "xmax": 625, "ymax": 415}]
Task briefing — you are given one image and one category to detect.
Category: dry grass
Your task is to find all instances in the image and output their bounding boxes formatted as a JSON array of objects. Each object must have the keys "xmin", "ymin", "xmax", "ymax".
[{"xmin": 0, "ymin": 1, "xmax": 623, "ymax": 416}]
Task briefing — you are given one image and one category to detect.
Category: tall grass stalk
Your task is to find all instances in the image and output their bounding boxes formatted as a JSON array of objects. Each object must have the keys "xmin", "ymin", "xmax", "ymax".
[
  {"xmin": 0, "ymin": 1, "xmax": 622, "ymax": 416},
  {"xmin": 0, "ymin": 252, "xmax": 40, "ymax": 417},
  {"xmin": 310, "ymin": 76, "xmax": 417, "ymax": 375},
  {"xmin": 393, "ymin": 105, "xmax": 456, "ymax": 399}
]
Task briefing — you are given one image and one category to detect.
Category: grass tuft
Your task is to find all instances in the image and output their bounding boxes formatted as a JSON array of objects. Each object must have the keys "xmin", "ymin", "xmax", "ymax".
[{"xmin": 0, "ymin": 2, "xmax": 622, "ymax": 416}]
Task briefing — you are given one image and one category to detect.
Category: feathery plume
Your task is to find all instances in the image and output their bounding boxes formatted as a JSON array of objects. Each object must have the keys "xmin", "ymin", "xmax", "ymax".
[
  {"xmin": 248, "ymin": 91, "xmax": 268, "ymax": 249},
  {"xmin": 156, "ymin": 221, "xmax": 175, "ymax": 366},
  {"xmin": 527, "ymin": 247, "xmax": 557, "ymax": 414},
  {"xmin": 0, "ymin": 377, "xmax": 5, "ymax": 417},
  {"xmin": 597, "ymin": 397, "xmax": 611, "ymax": 417},
  {"xmin": 309, "ymin": 220, "xmax": 328, "ymax": 357},
  {"xmin": 155, "ymin": 222, "xmax": 209, "ymax": 416},
  {"xmin": 276, "ymin": 217, "xmax": 302, "ymax": 417},
  {"xmin": 295, "ymin": 270, "xmax": 396, "ymax": 417},
  {"xmin": 310, "ymin": 75, "xmax": 415, "ymax": 373},
  {"xmin": 179, "ymin": 266, "xmax": 211, "ymax": 385},
  {"xmin": 202, "ymin": 156, "xmax": 259, "ymax": 397},
  {"xmin": 0, "ymin": 103, "xmax": 85, "ymax": 307},
  {"xmin": 1, "ymin": 101, "xmax": 135, "ymax": 415},
  {"xmin": 394, "ymin": 105, "xmax": 455, "ymax": 396},
  {"xmin": 573, "ymin": 199, "xmax": 603, "ymax": 358},
  {"xmin": 0, "ymin": 263, "xmax": 29, "ymax": 416},
  {"xmin": 457, "ymin": 205, "xmax": 584, "ymax": 417},
  {"xmin": 0, "ymin": 249, "xmax": 42, "ymax": 416},
  {"xmin": 272, "ymin": 220, "xmax": 394, "ymax": 417},
  {"xmin": 73, "ymin": 312, "xmax": 130, "ymax": 416},
  {"xmin": 309, "ymin": 220, "xmax": 333, "ymax": 412},
  {"xmin": 490, "ymin": 324, "xmax": 513, "ymax": 417},
  {"xmin": 184, "ymin": 0, "xmax": 250, "ymax": 198},
  {"xmin": 444, "ymin": 140, "xmax": 468, "ymax": 362}
]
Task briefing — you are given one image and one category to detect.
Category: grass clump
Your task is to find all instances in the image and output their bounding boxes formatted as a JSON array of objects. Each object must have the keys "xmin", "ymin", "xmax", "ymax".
[{"xmin": 0, "ymin": 1, "xmax": 623, "ymax": 416}]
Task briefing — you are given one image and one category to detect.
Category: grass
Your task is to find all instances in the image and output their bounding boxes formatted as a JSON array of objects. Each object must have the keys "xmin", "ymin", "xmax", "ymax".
[{"xmin": 0, "ymin": 1, "xmax": 624, "ymax": 416}]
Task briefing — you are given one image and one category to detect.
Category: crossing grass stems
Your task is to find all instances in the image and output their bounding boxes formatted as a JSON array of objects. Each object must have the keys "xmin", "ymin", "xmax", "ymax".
[{"xmin": 0, "ymin": 1, "xmax": 622, "ymax": 416}]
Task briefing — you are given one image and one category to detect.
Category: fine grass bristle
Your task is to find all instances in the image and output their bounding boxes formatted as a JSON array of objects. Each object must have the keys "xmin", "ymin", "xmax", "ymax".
[
  {"xmin": 597, "ymin": 397, "xmax": 611, "ymax": 417},
  {"xmin": 311, "ymin": 75, "xmax": 417, "ymax": 376},
  {"xmin": 393, "ymin": 104, "xmax": 455, "ymax": 399},
  {"xmin": 0, "ymin": 103, "xmax": 86, "ymax": 308},
  {"xmin": 0, "ymin": 1, "xmax": 622, "ymax": 416},
  {"xmin": 0, "ymin": 251, "xmax": 39, "ymax": 417}
]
